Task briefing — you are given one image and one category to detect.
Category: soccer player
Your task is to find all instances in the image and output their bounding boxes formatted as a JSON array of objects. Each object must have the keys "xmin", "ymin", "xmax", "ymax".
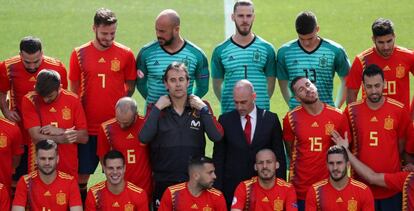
[
  {"xmin": 332, "ymin": 131, "xmax": 414, "ymax": 211},
  {"xmin": 231, "ymin": 149, "xmax": 297, "ymax": 211},
  {"xmin": 211, "ymin": 0, "xmax": 277, "ymax": 113},
  {"xmin": 0, "ymin": 117, "xmax": 23, "ymax": 194},
  {"xmin": 158, "ymin": 156, "xmax": 226, "ymax": 211},
  {"xmin": 21, "ymin": 69, "xmax": 88, "ymax": 178},
  {"xmin": 85, "ymin": 150, "xmax": 148, "ymax": 210},
  {"xmin": 346, "ymin": 18, "xmax": 414, "ymax": 108},
  {"xmin": 283, "ymin": 76, "xmax": 349, "ymax": 210},
  {"xmin": 344, "ymin": 64, "xmax": 410, "ymax": 210},
  {"xmin": 12, "ymin": 140, "xmax": 82, "ymax": 211},
  {"xmin": 0, "ymin": 36, "xmax": 68, "ymax": 190},
  {"xmin": 277, "ymin": 11, "xmax": 350, "ymax": 110},
  {"xmin": 139, "ymin": 62, "xmax": 223, "ymax": 209},
  {"xmin": 305, "ymin": 145, "xmax": 374, "ymax": 211},
  {"xmin": 69, "ymin": 8, "xmax": 137, "ymax": 201},
  {"xmin": 136, "ymin": 9, "xmax": 209, "ymax": 105},
  {"xmin": 97, "ymin": 97, "xmax": 152, "ymax": 198}
]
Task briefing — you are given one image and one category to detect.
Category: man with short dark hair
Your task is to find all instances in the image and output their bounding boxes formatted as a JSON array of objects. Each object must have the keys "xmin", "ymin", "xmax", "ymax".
[
  {"xmin": 21, "ymin": 69, "xmax": 88, "ymax": 178},
  {"xmin": 12, "ymin": 140, "xmax": 82, "ymax": 211},
  {"xmin": 277, "ymin": 11, "xmax": 350, "ymax": 110},
  {"xmin": 137, "ymin": 9, "xmax": 209, "ymax": 105},
  {"xmin": 283, "ymin": 76, "xmax": 349, "ymax": 210},
  {"xmin": 0, "ymin": 36, "xmax": 68, "ymax": 190},
  {"xmin": 139, "ymin": 62, "xmax": 223, "ymax": 209},
  {"xmin": 69, "ymin": 8, "xmax": 137, "ymax": 201},
  {"xmin": 346, "ymin": 18, "xmax": 414, "ymax": 108},
  {"xmin": 85, "ymin": 150, "xmax": 149, "ymax": 210},
  {"xmin": 213, "ymin": 79, "xmax": 286, "ymax": 207},
  {"xmin": 305, "ymin": 145, "xmax": 374, "ymax": 210},
  {"xmin": 158, "ymin": 156, "xmax": 227, "ymax": 211},
  {"xmin": 344, "ymin": 64, "xmax": 410, "ymax": 210},
  {"xmin": 97, "ymin": 97, "xmax": 152, "ymax": 198},
  {"xmin": 231, "ymin": 149, "xmax": 297, "ymax": 211},
  {"xmin": 212, "ymin": 0, "xmax": 277, "ymax": 114}
]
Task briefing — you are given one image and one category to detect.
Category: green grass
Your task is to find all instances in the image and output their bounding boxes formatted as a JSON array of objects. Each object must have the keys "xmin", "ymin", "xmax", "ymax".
[{"xmin": 1, "ymin": 0, "xmax": 413, "ymax": 186}]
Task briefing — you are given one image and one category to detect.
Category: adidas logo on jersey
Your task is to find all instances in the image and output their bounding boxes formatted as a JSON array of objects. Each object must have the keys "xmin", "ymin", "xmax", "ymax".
[
  {"xmin": 29, "ymin": 76, "xmax": 36, "ymax": 82},
  {"xmin": 370, "ymin": 116, "xmax": 378, "ymax": 122},
  {"xmin": 126, "ymin": 133, "xmax": 134, "ymax": 139},
  {"xmin": 191, "ymin": 204, "xmax": 198, "ymax": 209},
  {"xmin": 112, "ymin": 202, "xmax": 120, "ymax": 207},
  {"xmin": 311, "ymin": 122, "xmax": 319, "ymax": 127},
  {"xmin": 153, "ymin": 60, "xmax": 159, "ymax": 65},
  {"xmin": 262, "ymin": 197, "xmax": 269, "ymax": 202},
  {"xmin": 44, "ymin": 191, "xmax": 51, "ymax": 196},
  {"xmin": 336, "ymin": 197, "xmax": 343, "ymax": 202},
  {"xmin": 49, "ymin": 107, "xmax": 57, "ymax": 112},
  {"xmin": 383, "ymin": 66, "xmax": 391, "ymax": 71},
  {"xmin": 228, "ymin": 55, "xmax": 235, "ymax": 61},
  {"xmin": 98, "ymin": 57, "xmax": 106, "ymax": 63}
]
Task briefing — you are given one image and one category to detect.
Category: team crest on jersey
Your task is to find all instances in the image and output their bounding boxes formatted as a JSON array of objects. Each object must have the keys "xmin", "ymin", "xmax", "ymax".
[
  {"xmin": 56, "ymin": 192, "xmax": 67, "ymax": 205},
  {"xmin": 274, "ymin": 198, "xmax": 283, "ymax": 211},
  {"xmin": 202, "ymin": 206, "xmax": 212, "ymax": 211},
  {"xmin": 124, "ymin": 204, "xmax": 134, "ymax": 211},
  {"xmin": 384, "ymin": 116, "xmax": 394, "ymax": 130},
  {"xmin": 111, "ymin": 58, "xmax": 121, "ymax": 72},
  {"xmin": 0, "ymin": 134, "xmax": 7, "ymax": 148},
  {"xmin": 253, "ymin": 50, "xmax": 261, "ymax": 62},
  {"xmin": 182, "ymin": 57, "xmax": 191, "ymax": 68},
  {"xmin": 325, "ymin": 122, "xmax": 334, "ymax": 135},
  {"xmin": 319, "ymin": 55, "xmax": 328, "ymax": 68},
  {"xmin": 347, "ymin": 199, "xmax": 357, "ymax": 211},
  {"xmin": 396, "ymin": 64, "xmax": 405, "ymax": 79},
  {"xmin": 62, "ymin": 107, "xmax": 71, "ymax": 120}
]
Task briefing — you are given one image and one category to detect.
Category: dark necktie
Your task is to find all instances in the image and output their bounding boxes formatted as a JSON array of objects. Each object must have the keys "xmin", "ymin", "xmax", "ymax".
[{"xmin": 244, "ymin": 115, "xmax": 251, "ymax": 144}]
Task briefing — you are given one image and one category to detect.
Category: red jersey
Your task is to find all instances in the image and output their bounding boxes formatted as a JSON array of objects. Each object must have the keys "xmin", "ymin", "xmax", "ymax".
[
  {"xmin": 305, "ymin": 178, "xmax": 374, "ymax": 211},
  {"xmin": 158, "ymin": 182, "xmax": 227, "ymax": 211},
  {"xmin": 21, "ymin": 89, "xmax": 87, "ymax": 176},
  {"xmin": 231, "ymin": 176, "xmax": 297, "ymax": 211},
  {"xmin": 12, "ymin": 171, "xmax": 82, "ymax": 210},
  {"xmin": 346, "ymin": 46, "xmax": 414, "ymax": 108},
  {"xmin": 384, "ymin": 172, "xmax": 414, "ymax": 211},
  {"xmin": 406, "ymin": 121, "xmax": 414, "ymax": 153},
  {"xmin": 283, "ymin": 104, "xmax": 349, "ymax": 200},
  {"xmin": 69, "ymin": 41, "xmax": 137, "ymax": 135},
  {"xmin": 97, "ymin": 115, "xmax": 152, "ymax": 198},
  {"xmin": 0, "ymin": 183, "xmax": 10, "ymax": 210},
  {"xmin": 0, "ymin": 117, "xmax": 23, "ymax": 190},
  {"xmin": 85, "ymin": 181, "xmax": 148, "ymax": 211},
  {"xmin": 0, "ymin": 55, "xmax": 68, "ymax": 144},
  {"xmin": 345, "ymin": 97, "xmax": 409, "ymax": 199}
]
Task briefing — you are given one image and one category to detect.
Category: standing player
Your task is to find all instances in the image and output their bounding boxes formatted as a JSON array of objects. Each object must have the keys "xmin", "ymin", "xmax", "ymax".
[
  {"xmin": 136, "ymin": 9, "xmax": 209, "ymax": 105},
  {"xmin": 21, "ymin": 70, "xmax": 88, "ymax": 178},
  {"xmin": 277, "ymin": 11, "xmax": 350, "ymax": 110},
  {"xmin": 158, "ymin": 156, "xmax": 227, "ymax": 211},
  {"xmin": 85, "ymin": 150, "xmax": 148, "ymax": 210},
  {"xmin": 0, "ymin": 36, "xmax": 68, "ymax": 190},
  {"xmin": 97, "ymin": 97, "xmax": 152, "ymax": 198},
  {"xmin": 69, "ymin": 8, "xmax": 137, "ymax": 201},
  {"xmin": 346, "ymin": 18, "xmax": 414, "ymax": 109},
  {"xmin": 211, "ymin": 0, "xmax": 277, "ymax": 113},
  {"xmin": 345, "ymin": 64, "xmax": 410, "ymax": 210},
  {"xmin": 305, "ymin": 145, "xmax": 374, "ymax": 211},
  {"xmin": 231, "ymin": 149, "xmax": 297, "ymax": 211},
  {"xmin": 12, "ymin": 140, "xmax": 82, "ymax": 211},
  {"xmin": 283, "ymin": 76, "xmax": 349, "ymax": 211}
]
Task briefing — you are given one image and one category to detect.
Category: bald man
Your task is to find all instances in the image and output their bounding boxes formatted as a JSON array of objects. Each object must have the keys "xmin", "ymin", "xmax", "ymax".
[
  {"xmin": 213, "ymin": 79, "xmax": 286, "ymax": 207},
  {"xmin": 136, "ymin": 9, "xmax": 209, "ymax": 106},
  {"xmin": 97, "ymin": 97, "xmax": 152, "ymax": 199}
]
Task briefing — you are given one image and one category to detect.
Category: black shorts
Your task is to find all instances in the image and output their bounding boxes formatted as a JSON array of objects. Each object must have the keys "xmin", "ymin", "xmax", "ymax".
[
  {"xmin": 12, "ymin": 145, "xmax": 28, "ymax": 181},
  {"xmin": 77, "ymin": 135, "xmax": 99, "ymax": 174}
]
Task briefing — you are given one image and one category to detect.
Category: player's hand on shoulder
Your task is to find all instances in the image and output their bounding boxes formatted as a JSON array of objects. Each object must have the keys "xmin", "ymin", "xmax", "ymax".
[
  {"xmin": 155, "ymin": 95, "xmax": 171, "ymax": 110},
  {"xmin": 4, "ymin": 110, "xmax": 21, "ymax": 122},
  {"xmin": 189, "ymin": 94, "xmax": 206, "ymax": 111}
]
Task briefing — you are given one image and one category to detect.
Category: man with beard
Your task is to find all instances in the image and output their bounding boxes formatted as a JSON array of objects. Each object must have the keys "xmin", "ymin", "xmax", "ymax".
[
  {"xmin": 0, "ymin": 36, "xmax": 68, "ymax": 192},
  {"xmin": 211, "ymin": 0, "xmax": 277, "ymax": 114},
  {"xmin": 12, "ymin": 140, "xmax": 82, "ymax": 211},
  {"xmin": 139, "ymin": 62, "xmax": 223, "ymax": 210},
  {"xmin": 158, "ymin": 156, "xmax": 226, "ymax": 211},
  {"xmin": 305, "ymin": 145, "xmax": 374, "ymax": 210},
  {"xmin": 277, "ymin": 11, "xmax": 350, "ymax": 110},
  {"xmin": 346, "ymin": 18, "xmax": 414, "ymax": 109},
  {"xmin": 85, "ymin": 150, "xmax": 148, "ymax": 210},
  {"xmin": 231, "ymin": 149, "xmax": 297, "ymax": 211},
  {"xmin": 69, "ymin": 8, "xmax": 137, "ymax": 202},
  {"xmin": 97, "ymin": 97, "xmax": 152, "ymax": 199},
  {"xmin": 344, "ymin": 64, "xmax": 410, "ymax": 210},
  {"xmin": 283, "ymin": 76, "xmax": 349, "ymax": 211},
  {"xmin": 136, "ymin": 9, "xmax": 209, "ymax": 105}
]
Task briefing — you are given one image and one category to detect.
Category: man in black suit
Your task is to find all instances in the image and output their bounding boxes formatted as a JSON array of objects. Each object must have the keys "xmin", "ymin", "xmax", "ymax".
[{"xmin": 213, "ymin": 79, "xmax": 286, "ymax": 207}]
